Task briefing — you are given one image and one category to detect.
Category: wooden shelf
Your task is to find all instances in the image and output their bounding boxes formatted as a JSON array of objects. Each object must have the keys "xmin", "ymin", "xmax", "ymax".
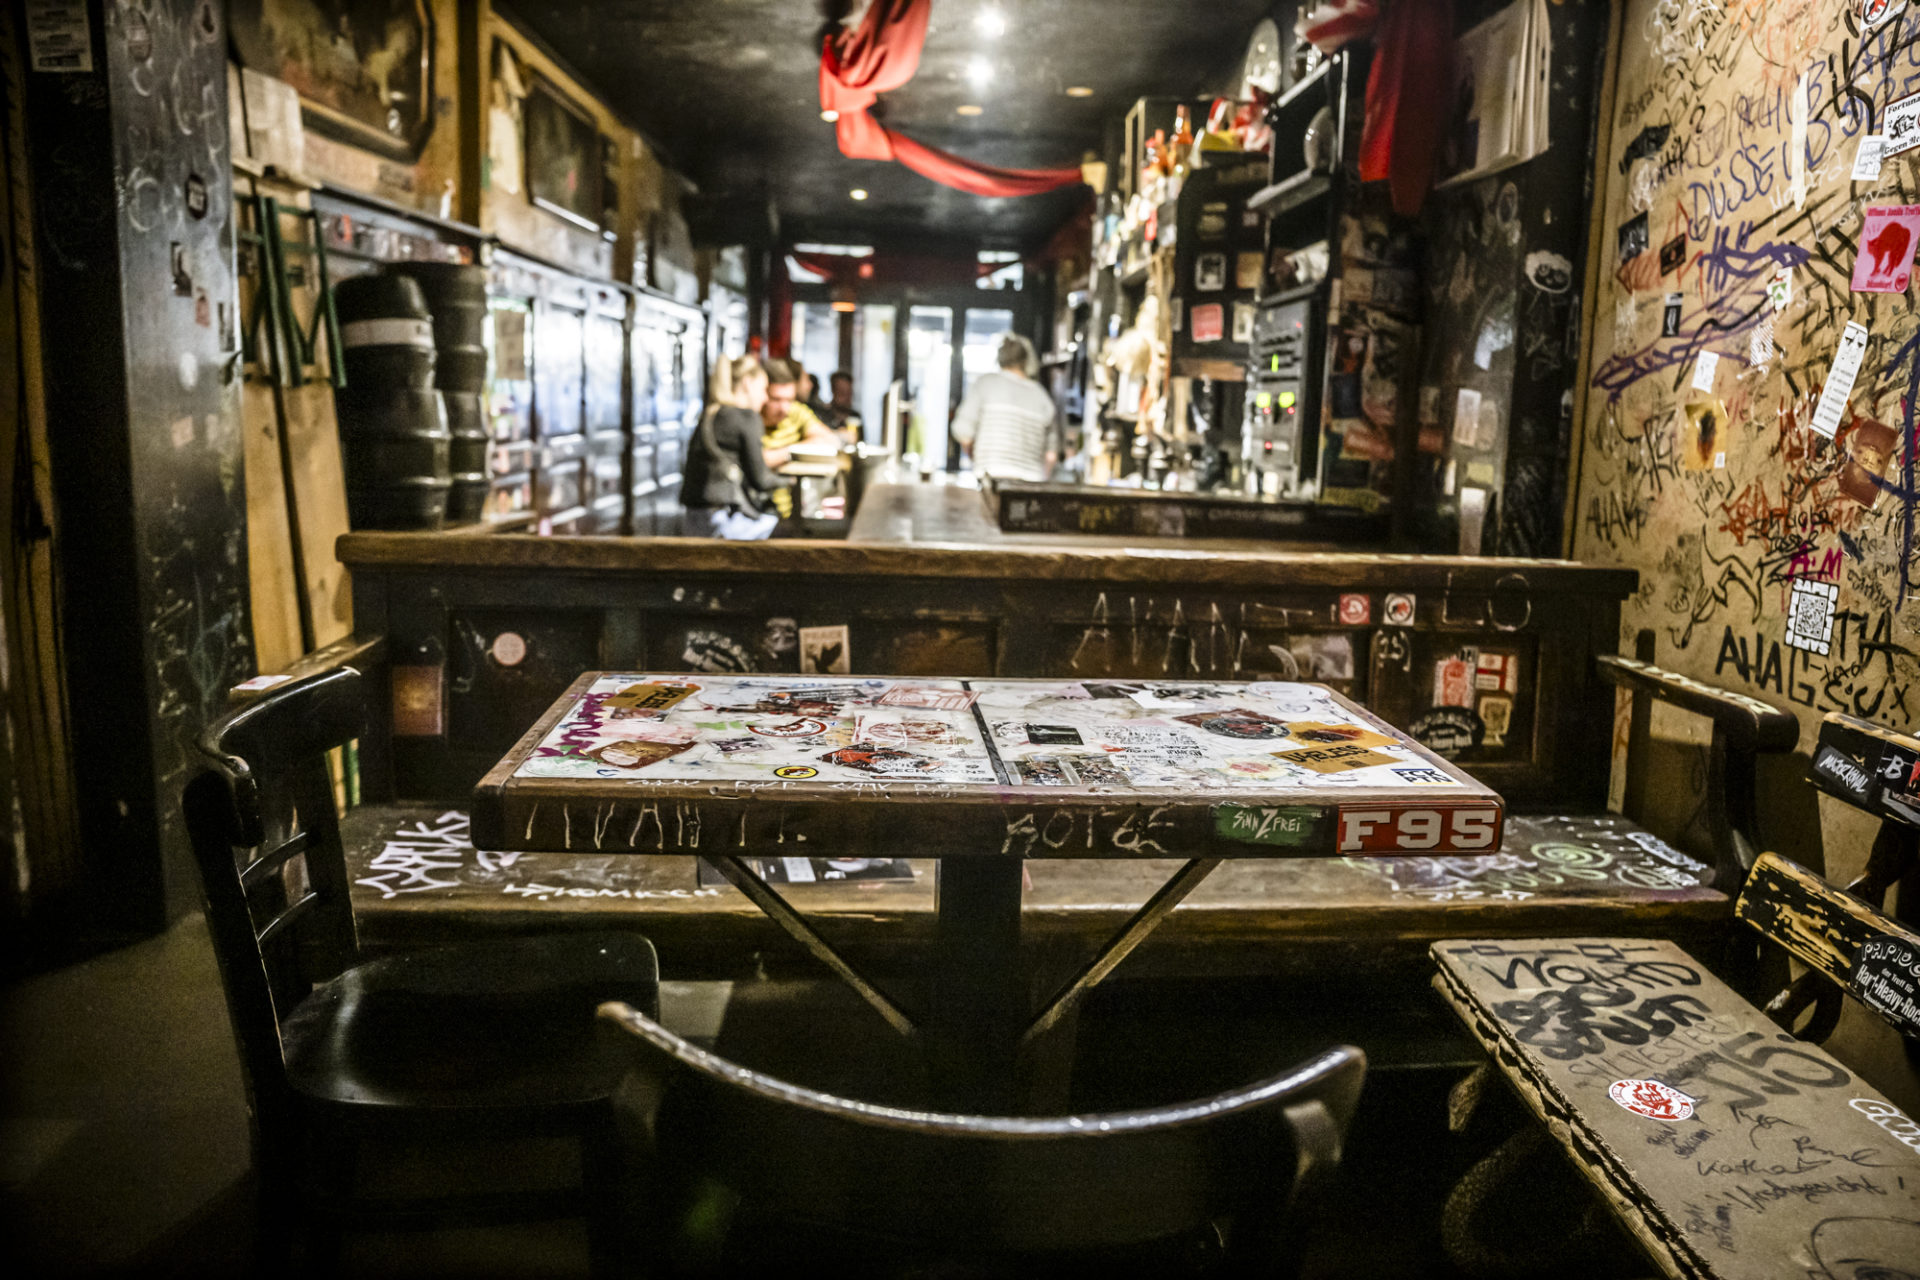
[{"xmin": 1248, "ymin": 171, "xmax": 1331, "ymax": 217}]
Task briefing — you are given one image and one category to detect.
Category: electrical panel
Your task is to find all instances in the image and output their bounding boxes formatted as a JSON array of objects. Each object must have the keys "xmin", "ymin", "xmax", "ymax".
[{"xmin": 1243, "ymin": 294, "xmax": 1321, "ymax": 493}]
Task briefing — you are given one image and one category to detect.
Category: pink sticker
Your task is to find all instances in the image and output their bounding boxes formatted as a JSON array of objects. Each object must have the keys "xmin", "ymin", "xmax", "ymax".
[
  {"xmin": 1608, "ymin": 1078, "xmax": 1695, "ymax": 1122},
  {"xmin": 1851, "ymin": 205, "xmax": 1920, "ymax": 292},
  {"xmin": 1338, "ymin": 593, "xmax": 1371, "ymax": 625},
  {"xmin": 1191, "ymin": 303, "xmax": 1225, "ymax": 343}
]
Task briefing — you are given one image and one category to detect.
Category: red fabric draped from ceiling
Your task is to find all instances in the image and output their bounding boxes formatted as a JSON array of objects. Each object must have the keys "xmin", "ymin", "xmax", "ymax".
[
  {"xmin": 820, "ymin": 0, "xmax": 1083, "ymax": 197},
  {"xmin": 1357, "ymin": 0, "xmax": 1454, "ymax": 217}
]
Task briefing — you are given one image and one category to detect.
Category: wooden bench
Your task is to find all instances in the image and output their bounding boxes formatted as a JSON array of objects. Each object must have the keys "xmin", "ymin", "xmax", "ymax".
[{"xmin": 1432, "ymin": 712, "xmax": 1920, "ymax": 1279}]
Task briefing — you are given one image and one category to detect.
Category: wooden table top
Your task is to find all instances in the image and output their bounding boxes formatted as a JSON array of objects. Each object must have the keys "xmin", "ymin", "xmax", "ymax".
[{"xmin": 472, "ymin": 675, "xmax": 1505, "ymax": 858}]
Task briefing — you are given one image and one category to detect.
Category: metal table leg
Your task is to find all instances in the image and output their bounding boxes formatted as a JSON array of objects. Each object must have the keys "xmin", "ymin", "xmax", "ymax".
[{"xmin": 924, "ymin": 857, "xmax": 1028, "ymax": 1114}]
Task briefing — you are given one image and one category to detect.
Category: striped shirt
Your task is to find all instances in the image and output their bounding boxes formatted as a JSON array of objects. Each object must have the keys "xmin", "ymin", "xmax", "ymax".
[
  {"xmin": 761, "ymin": 403, "xmax": 825, "ymax": 517},
  {"xmin": 952, "ymin": 371, "xmax": 1057, "ymax": 481}
]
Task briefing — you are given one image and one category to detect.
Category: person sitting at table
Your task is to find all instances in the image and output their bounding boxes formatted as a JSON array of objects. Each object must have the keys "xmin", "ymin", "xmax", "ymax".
[
  {"xmin": 759, "ymin": 358, "xmax": 838, "ymax": 520},
  {"xmin": 681, "ymin": 355, "xmax": 787, "ymax": 540},
  {"xmin": 821, "ymin": 370, "xmax": 862, "ymax": 436},
  {"xmin": 951, "ymin": 334, "xmax": 1059, "ymax": 482}
]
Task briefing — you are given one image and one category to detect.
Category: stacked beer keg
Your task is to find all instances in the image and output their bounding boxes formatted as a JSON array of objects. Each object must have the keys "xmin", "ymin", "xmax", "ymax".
[
  {"xmin": 393, "ymin": 262, "xmax": 490, "ymax": 524},
  {"xmin": 331, "ymin": 273, "xmax": 450, "ymax": 529}
]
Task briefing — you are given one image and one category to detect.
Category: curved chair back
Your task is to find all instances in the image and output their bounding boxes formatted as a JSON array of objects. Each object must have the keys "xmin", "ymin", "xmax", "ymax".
[
  {"xmin": 182, "ymin": 668, "xmax": 368, "ymax": 1144},
  {"xmin": 598, "ymin": 1001, "xmax": 1365, "ymax": 1273}
]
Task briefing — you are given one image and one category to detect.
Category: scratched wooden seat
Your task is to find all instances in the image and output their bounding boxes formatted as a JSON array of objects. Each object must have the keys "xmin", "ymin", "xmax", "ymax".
[
  {"xmin": 595, "ymin": 999, "xmax": 1365, "ymax": 1276},
  {"xmin": 1429, "ymin": 711, "xmax": 1920, "ymax": 1280}
]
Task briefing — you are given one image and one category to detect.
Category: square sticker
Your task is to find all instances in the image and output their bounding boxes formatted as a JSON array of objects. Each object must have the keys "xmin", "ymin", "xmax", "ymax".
[
  {"xmin": 1852, "ymin": 205, "xmax": 1920, "ymax": 292},
  {"xmin": 1784, "ymin": 578, "xmax": 1839, "ymax": 656}
]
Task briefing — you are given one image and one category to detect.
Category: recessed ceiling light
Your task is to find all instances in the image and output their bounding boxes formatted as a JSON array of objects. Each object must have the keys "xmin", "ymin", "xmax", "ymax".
[
  {"xmin": 966, "ymin": 56, "xmax": 993, "ymax": 89},
  {"xmin": 957, "ymin": 104, "xmax": 983, "ymax": 116},
  {"xmin": 849, "ymin": 188, "xmax": 869, "ymax": 201},
  {"xmin": 821, "ymin": 109, "xmax": 839, "ymax": 122},
  {"xmin": 976, "ymin": 7, "xmax": 1006, "ymax": 38},
  {"xmin": 1065, "ymin": 86, "xmax": 1094, "ymax": 97}
]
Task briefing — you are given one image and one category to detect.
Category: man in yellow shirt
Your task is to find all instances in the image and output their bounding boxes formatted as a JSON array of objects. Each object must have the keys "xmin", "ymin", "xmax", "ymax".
[{"xmin": 759, "ymin": 359, "xmax": 838, "ymax": 519}]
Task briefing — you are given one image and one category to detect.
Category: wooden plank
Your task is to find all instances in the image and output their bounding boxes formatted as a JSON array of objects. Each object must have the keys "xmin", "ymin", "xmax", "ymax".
[
  {"xmin": 240, "ymin": 380, "xmax": 305, "ymax": 671},
  {"xmin": 1432, "ymin": 936, "xmax": 1920, "ymax": 1280},
  {"xmin": 1807, "ymin": 712, "xmax": 1920, "ymax": 829},
  {"xmin": 1596, "ymin": 656, "xmax": 1799, "ymax": 755},
  {"xmin": 281, "ymin": 382, "xmax": 354, "ymax": 647},
  {"xmin": 470, "ymin": 673, "xmax": 1504, "ymax": 857},
  {"xmin": 336, "ymin": 529, "xmax": 1641, "ymax": 595}
]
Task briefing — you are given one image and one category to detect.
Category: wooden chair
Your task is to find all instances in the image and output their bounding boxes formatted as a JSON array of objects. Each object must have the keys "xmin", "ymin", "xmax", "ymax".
[
  {"xmin": 596, "ymin": 1000, "xmax": 1365, "ymax": 1277},
  {"xmin": 1430, "ymin": 710, "xmax": 1920, "ymax": 1279},
  {"xmin": 182, "ymin": 667, "xmax": 661, "ymax": 1271}
]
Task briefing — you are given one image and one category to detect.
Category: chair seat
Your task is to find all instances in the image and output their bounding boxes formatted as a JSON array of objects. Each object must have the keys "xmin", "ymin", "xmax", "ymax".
[{"xmin": 283, "ymin": 932, "xmax": 658, "ymax": 1115}]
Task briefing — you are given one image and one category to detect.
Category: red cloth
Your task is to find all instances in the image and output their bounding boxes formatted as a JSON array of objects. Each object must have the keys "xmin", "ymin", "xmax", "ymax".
[
  {"xmin": 820, "ymin": 0, "xmax": 1081, "ymax": 197},
  {"xmin": 1359, "ymin": 0, "xmax": 1454, "ymax": 217}
]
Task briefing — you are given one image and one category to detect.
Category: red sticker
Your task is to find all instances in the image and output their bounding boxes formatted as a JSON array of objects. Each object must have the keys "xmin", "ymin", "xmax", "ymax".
[
  {"xmin": 1609, "ymin": 1078, "xmax": 1694, "ymax": 1122},
  {"xmin": 1191, "ymin": 303, "xmax": 1225, "ymax": 342},
  {"xmin": 1338, "ymin": 593, "xmax": 1371, "ymax": 625},
  {"xmin": 1336, "ymin": 804, "xmax": 1500, "ymax": 853}
]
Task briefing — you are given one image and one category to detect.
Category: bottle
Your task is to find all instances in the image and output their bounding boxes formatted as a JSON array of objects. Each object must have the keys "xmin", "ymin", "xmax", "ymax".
[{"xmin": 1170, "ymin": 105, "xmax": 1195, "ymax": 185}]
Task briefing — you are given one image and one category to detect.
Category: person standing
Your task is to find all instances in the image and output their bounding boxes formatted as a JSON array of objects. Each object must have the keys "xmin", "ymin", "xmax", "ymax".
[
  {"xmin": 680, "ymin": 356, "xmax": 787, "ymax": 539},
  {"xmin": 950, "ymin": 335, "xmax": 1059, "ymax": 482}
]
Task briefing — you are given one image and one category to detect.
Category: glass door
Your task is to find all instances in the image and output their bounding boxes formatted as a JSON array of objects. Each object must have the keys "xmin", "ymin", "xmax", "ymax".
[{"xmin": 906, "ymin": 305, "xmax": 954, "ymax": 467}]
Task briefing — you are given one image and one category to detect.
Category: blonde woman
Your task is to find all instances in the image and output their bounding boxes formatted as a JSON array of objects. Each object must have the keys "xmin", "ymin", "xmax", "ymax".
[{"xmin": 681, "ymin": 356, "xmax": 786, "ymax": 539}]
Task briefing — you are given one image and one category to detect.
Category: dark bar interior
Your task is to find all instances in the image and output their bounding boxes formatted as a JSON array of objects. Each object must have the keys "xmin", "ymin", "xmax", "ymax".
[{"xmin": 4, "ymin": 1, "xmax": 1919, "ymax": 1275}]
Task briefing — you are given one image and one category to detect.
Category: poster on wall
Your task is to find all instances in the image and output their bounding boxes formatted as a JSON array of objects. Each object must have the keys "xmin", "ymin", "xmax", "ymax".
[
  {"xmin": 525, "ymin": 77, "xmax": 606, "ymax": 232},
  {"xmin": 229, "ymin": 0, "xmax": 435, "ymax": 159}
]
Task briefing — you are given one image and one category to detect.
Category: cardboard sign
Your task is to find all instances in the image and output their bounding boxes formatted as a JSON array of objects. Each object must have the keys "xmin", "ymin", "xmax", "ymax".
[{"xmin": 1854, "ymin": 205, "xmax": 1920, "ymax": 292}]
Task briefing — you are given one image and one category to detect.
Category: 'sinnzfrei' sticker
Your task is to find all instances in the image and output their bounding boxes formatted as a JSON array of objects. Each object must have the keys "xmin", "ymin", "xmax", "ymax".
[{"xmin": 1811, "ymin": 322, "xmax": 1871, "ymax": 439}]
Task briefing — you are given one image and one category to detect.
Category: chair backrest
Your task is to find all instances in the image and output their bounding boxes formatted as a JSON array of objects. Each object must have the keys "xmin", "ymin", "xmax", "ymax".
[
  {"xmin": 598, "ymin": 1001, "xmax": 1365, "ymax": 1273},
  {"xmin": 182, "ymin": 667, "xmax": 368, "ymax": 1133},
  {"xmin": 1738, "ymin": 711, "xmax": 1920, "ymax": 1041}
]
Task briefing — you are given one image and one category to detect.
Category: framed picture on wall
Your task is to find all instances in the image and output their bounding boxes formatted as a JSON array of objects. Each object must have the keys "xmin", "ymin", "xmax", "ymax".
[
  {"xmin": 524, "ymin": 77, "xmax": 604, "ymax": 233},
  {"xmin": 229, "ymin": 0, "xmax": 436, "ymax": 161}
]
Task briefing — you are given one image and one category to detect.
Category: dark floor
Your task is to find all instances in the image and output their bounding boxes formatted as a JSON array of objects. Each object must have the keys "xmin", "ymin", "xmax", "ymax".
[{"xmin": 0, "ymin": 914, "xmax": 1644, "ymax": 1277}]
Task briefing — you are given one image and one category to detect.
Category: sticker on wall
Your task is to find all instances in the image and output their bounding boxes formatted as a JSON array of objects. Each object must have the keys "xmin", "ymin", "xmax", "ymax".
[
  {"xmin": 1838, "ymin": 416, "xmax": 1898, "ymax": 508},
  {"xmin": 1383, "ymin": 593, "xmax": 1416, "ymax": 626},
  {"xmin": 798, "ymin": 625, "xmax": 851, "ymax": 675},
  {"xmin": 1662, "ymin": 292, "xmax": 1683, "ymax": 336},
  {"xmin": 1681, "ymin": 399, "xmax": 1729, "ymax": 471},
  {"xmin": 1434, "ymin": 657, "xmax": 1475, "ymax": 709},
  {"xmin": 1338, "ymin": 594, "xmax": 1371, "ymax": 625},
  {"xmin": 1408, "ymin": 707, "xmax": 1484, "ymax": 759},
  {"xmin": 1232, "ymin": 302, "xmax": 1256, "ymax": 345},
  {"xmin": 1659, "ymin": 234, "xmax": 1687, "ymax": 276},
  {"xmin": 1766, "ymin": 264, "xmax": 1794, "ymax": 312},
  {"xmin": 1609, "ymin": 1079, "xmax": 1695, "ymax": 1123},
  {"xmin": 1790, "ymin": 71, "xmax": 1809, "ymax": 211},
  {"xmin": 1474, "ymin": 652, "xmax": 1517, "ymax": 694},
  {"xmin": 1847, "ymin": 934, "xmax": 1920, "ymax": 1038},
  {"xmin": 1195, "ymin": 252, "xmax": 1227, "ymax": 291},
  {"xmin": 1190, "ymin": 303, "xmax": 1224, "ymax": 342},
  {"xmin": 25, "ymin": 0, "xmax": 92, "ymax": 71},
  {"xmin": 1852, "ymin": 205, "xmax": 1920, "ymax": 292},
  {"xmin": 1862, "ymin": 0, "xmax": 1909, "ymax": 33},
  {"xmin": 1748, "ymin": 313, "xmax": 1776, "ymax": 370},
  {"xmin": 1479, "ymin": 695, "xmax": 1513, "ymax": 747},
  {"xmin": 1617, "ymin": 212, "xmax": 1650, "ymax": 264},
  {"xmin": 1784, "ymin": 578, "xmax": 1839, "ymax": 657},
  {"xmin": 1458, "ymin": 486, "xmax": 1489, "ymax": 556},
  {"xmin": 1853, "ymin": 134, "xmax": 1888, "ymax": 182},
  {"xmin": 1811, "ymin": 321, "xmax": 1871, "ymax": 438},
  {"xmin": 490, "ymin": 631, "xmax": 529, "ymax": 667},
  {"xmin": 1618, "ymin": 124, "xmax": 1670, "ymax": 172},
  {"xmin": 1235, "ymin": 251, "xmax": 1264, "ymax": 290},
  {"xmin": 1885, "ymin": 88, "xmax": 1920, "ymax": 157},
  {"xmin": 1453, "ymin": 388, "xmax": 1482, "ymax": 446},
  {"xmin": 1690, "ymin": 349, "xmax": 1720, "ymax": 392}
]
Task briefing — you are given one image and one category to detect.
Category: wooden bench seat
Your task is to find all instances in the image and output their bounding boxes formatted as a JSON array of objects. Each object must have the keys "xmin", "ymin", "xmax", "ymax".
[
  {"xmin": 344, "ymin": 804, "xmax": 1730, "ymax": 983},
  {"xmin": 1432, "ymin": 710, "xmax": 1920, "ymax": 1280}
]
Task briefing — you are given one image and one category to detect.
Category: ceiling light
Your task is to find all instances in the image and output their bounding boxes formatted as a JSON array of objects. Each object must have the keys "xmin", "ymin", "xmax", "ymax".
[
  {"xmin": 1065, "ymin": 85, "xmax": 1094, "ymax": 97},
  {"xmin": 956, "ymin": 104, "xmax": 983, "ymax": 116},
  {"xmin": 976, "ymin": 7, "xmax": 1006, "ymax": 37},
  {"xmin": 966, "ymin": 57, "xmax": 993, "ymax": 89},
  {"xmin": 849, "ymin": 188, "xmax": 869, "ymax": 201},
  {"xmin": 821, "ymin": 108, "xmax": 839, "ymax": 122}
]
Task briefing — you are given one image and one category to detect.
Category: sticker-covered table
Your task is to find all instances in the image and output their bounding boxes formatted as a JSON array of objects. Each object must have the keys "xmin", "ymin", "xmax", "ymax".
[{"xmin": 474, "ymin": 674, "xmax": 1505, "ymax": 1108}]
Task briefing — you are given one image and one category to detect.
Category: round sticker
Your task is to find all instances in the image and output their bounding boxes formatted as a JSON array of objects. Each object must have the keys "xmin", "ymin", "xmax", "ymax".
[
  {"xmin": 750, "ymin": 717, "xmax": 827, "ymax": 739},
  {"xmin": 1608, "ymin": 1079, "xmax": 1695, "ymax": 1122},
  {"xmin": 490, "ymin": 631, "xmax": 528, "ymax": 666},
  {"xmin": 773, "ymin": 765, "xmax": 819, "ymax": 780}
]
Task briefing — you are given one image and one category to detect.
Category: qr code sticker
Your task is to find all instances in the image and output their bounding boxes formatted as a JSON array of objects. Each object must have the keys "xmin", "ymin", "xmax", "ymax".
[{"xmin": 1784, "ymin": 578, "xmax": 1838, "ymax": 656}]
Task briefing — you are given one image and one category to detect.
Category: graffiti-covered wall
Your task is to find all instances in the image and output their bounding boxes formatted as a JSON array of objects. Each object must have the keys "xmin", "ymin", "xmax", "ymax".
[{"xmin": 1573, "ymin": 2, "xmax": 1920, "ymax": 883}]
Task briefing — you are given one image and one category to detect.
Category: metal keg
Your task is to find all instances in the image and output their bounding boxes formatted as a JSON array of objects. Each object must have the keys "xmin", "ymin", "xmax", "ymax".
[
  {"xmin": 393, "ymin": 261, "xmax": 489, "ymax": 394},
  {"xmin": 443, "ymin": 390, "xmax": 490, "ymax": 524},
  {"xmin": 332, "ymin": 272, "xmax": 450, "ymax": 529}
]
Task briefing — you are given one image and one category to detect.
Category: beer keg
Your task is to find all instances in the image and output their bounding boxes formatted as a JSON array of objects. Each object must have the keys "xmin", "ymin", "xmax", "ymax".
[
  {"xmin": 393, "ymin": 261, "xmax": 489, "ymax": 394},
  {"xmin": 331, "ymin": 272, "xmax": 450, "ymax": 529},
  {"xmin": 443, "ymin": 390, "xmax": 490, "ymax": 524}
]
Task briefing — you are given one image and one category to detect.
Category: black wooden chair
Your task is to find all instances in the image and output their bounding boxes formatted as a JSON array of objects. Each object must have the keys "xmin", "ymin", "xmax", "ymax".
[
  {"xmin": 182, "ymin": 667, "xmax": 660, "ymax": 1271},
  {"xmin": 596, "ymin": 1000, "xmax": 1365, "ymax": 1277}
]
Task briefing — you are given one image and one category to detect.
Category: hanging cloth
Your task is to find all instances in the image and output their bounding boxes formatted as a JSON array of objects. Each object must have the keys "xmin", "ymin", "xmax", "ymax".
[
  {"xmin": 820, "ymin": 0, "xmax": 1083, "ymax": 197},
  {"xmin": 1357, "ymin": 0, "xmax": 1454, "ymax": 217}
]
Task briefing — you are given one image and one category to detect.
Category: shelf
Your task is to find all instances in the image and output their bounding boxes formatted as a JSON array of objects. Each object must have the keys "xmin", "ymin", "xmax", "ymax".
[
  {"xmin": 1272, "ymin": 58, "xmax": 1333, "ymax": 114},
  {"xmin": 1259, "ymin": 279, "xmax": 1330, "ymax": 308},
  {"xmin": 1248, "ymin": 170, "xmax": 1331, "ymax": 217}
]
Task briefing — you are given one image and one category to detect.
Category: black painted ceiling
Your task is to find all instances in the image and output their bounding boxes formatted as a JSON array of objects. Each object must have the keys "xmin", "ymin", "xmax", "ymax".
[{"xmin": 502, "ymin": 0, "xmax": 1270, "ymax": 250}]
